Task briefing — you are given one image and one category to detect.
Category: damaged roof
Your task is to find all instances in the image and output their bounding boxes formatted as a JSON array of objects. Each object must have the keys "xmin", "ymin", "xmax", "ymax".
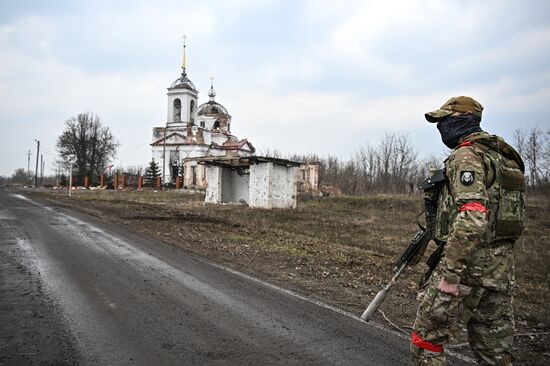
[
  {"xmin": 191, "ymin": 156, "xmax": 302, "ymax": 169},
  {"xmin": 215, "ymin": 139, "xmax": 255, "ymax": 152},
  {"xmin": 197, "ymin": 101, "xmax": 230, "ymax": 117}
]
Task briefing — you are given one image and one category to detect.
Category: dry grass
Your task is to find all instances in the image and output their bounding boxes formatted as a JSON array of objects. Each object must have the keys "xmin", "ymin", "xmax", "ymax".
[{"xmin": 29, "ymin": 189, "xmax": 550, "ymax": 365}]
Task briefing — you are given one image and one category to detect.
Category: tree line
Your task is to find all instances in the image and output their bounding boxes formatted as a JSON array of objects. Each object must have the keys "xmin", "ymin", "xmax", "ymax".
[
  {"xmin": 265, "ymin": 133, "xmax": 440, "ymax": 195},
  {"xmin": 2, "ymin": 111, "xmax": 548, "ymax": 194},
  {"xmin": 265, "ymin": 128, "xmax": 550, "ymax": 195}
]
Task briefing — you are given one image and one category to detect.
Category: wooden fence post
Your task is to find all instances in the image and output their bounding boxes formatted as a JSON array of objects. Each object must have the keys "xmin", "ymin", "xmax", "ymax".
[
  {"xmin": 100, "ymin": 174, "xmax": 104, "ymax": 187},
  {"xmin": 84, "ymin": 176, "xmax": 89, "ymax": 188},
  {"xmin": 121, "ymin": 175, "xmax": 126, "ymax": 190},
  {"xmin": 138, "ymin": 176, "xmax": 143, "ymax": 190},
  {"xmin": 176, "ymin": 176, "xmax": 181, "ymax": 189},
  {"xmin": 114, "ymin": 175, "xmax": 119, "ymax": 190},
  {"xmin": 156, "ymin": 176, "xmax": 161, "ymax": 189}
]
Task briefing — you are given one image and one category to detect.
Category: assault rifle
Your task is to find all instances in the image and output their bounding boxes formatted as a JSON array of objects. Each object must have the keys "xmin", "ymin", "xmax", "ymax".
[
  {"xmin": 360, "ymin": 223, "xmax": 429, "ymax": 322},
  {"xmin": 361, "ymin": 169, "xmax": 446, "ymax": 322}
]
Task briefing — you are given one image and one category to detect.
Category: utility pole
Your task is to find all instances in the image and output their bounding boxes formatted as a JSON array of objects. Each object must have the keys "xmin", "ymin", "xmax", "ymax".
[
  {"xmin": 69, "ymin": 161, "xmax": 73, "ymax": 197},
  {"xmin": 26, "ymin": 150, "xmax": 31, "ymax": 184},
  {"xmin": 40, "ymin": 154, "xmax": 44, "ymax": 186},
  {"xmin": 34, "ymin": 139, "xmax": 40, "ymax": 188},
  {"xmin": 162, "ymin": 127, "xmax": 166, "ymax": 189}
]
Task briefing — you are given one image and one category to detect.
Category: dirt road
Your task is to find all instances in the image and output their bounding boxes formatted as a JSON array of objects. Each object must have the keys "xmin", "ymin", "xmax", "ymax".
[{"xmin": 0, "ymin": 190, "xmax": 475, "ymax": 365}]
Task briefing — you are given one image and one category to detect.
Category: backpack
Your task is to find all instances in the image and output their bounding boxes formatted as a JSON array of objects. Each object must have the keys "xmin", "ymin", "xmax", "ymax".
[{"xmin": 469, "ymin": 135, "xmax": 526, "ymax": 241}]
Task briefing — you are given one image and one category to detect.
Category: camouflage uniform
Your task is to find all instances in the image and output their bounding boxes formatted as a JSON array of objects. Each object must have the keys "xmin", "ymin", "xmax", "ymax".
[{"xmin": 411, "ymin": 97, "xmax": 525, "ymax": 365}]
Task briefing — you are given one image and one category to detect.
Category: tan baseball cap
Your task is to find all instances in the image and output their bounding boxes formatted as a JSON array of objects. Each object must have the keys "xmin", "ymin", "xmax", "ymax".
[{"xmin": 425, "ymin": 96, "xmax": 483, "ymax": 123}]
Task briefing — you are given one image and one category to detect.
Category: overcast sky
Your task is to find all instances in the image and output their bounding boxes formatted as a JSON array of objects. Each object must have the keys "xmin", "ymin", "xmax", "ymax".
[{"xmin": 1, "ymin": 0, "xmax": 549, "ymax": 176}]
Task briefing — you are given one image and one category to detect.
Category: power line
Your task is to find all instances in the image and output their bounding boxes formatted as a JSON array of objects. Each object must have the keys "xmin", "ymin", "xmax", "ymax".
[
  {"xmin": 39, "ymin": 148, "xmax": 57, "ymax": 157},
  {"xmin": 118, "ymin": 141, "xmax": 150, "ymax": 154},
  {"xmin": 0, "ymin": 151, "xmax": 27, "ymax": 156}
]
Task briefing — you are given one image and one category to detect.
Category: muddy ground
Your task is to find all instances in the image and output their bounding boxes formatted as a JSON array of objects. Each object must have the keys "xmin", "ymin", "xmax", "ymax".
[
  {"xmin": 22, "ymin": 189, "xmax": 550, "ymax": 365},
  {"xmin": 0, "ymin": 210, "xmax": 78, "ymax": 365}
]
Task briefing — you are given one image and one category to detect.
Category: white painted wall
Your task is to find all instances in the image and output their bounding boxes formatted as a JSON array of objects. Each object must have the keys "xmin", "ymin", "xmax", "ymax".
[
  {"xmin": 205, "ymin": 166, "xmax": 222, "ymax": 204},
  {"xmin": 270, "ymin": 164, "xmax": 297, "ymax": 208},
  {"xmin": 249, "ymin": 162, "xmax": 271, "ymax": 208},
  {"xmin": 205, "ymin": 162, "xmax": 297, "ymax": 208}
]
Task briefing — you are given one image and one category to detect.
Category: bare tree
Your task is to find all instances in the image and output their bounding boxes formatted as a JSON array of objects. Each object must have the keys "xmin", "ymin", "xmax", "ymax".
[
  {"xmin": 349, "ymin": 133, "xmax": 419, "ymax": 193},
  {"xmin": 514, "ymin": 127, "xmax": 550, "ymax": 189},
  {"xmin": 255, "ymin": 133, "xmax": 436, "ymax": 195},
  {"xmin": 11, "ymin": 168, "xmax": 29, "ymax": 185},
  {"xmin": 354, "ymin": 144, "xmax": 377, "ymax": 190},
  {"xmin": 299, "ymin": 133, "xmax": 422, "ymax": 194},
  {"xmin": 258, "ymin": 147, "xmax": 283, "ymax": 158},
  {"xmin": 57, "ymin": 112, "xmax": 119, "ymax": 185}
]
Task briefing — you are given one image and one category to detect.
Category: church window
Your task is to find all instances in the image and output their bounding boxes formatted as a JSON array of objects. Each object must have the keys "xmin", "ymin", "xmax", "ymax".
[
  {"xmin": 170, "ymin": 151, "xmax": 179, "ymax": 165},
  {"xmin": 213, "ymin": 120, "xmax": 220, "ymax": 130},
  {"xmin": 200, "ymin": 121, "xmax": 205, "ymax": 128},
  {"xmin": 190, "ymin": 100, "xmax": 195, "ymax": 124},
  {"xmin": 173, "ymin": 99, "xmax": 181, "ymax": 122}
]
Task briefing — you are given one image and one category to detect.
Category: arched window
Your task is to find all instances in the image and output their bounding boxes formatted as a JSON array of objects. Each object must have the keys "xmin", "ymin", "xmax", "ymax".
[
  {"xmin": 200, "ymin": 121, "xmax": 205, "ymax": 128},
  {"xmin": 190, "ymin": 100, "xmax": 195, "ymax": 125},
  {"xmin": 213, "ymin": 120, "xmax": 220, "ymax": 130},
  {"xmin": 173, "ymin": 99, "xmax": 181, "ymax": 122}
]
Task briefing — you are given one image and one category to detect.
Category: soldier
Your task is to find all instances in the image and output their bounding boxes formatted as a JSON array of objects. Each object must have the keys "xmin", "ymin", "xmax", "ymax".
[{"xmin": 411, "ymin": 96, "xmax": 526, "ymax": 365}]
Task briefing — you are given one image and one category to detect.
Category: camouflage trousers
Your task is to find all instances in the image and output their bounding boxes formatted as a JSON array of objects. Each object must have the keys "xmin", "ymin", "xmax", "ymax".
[{"xmin": 411, "ymin": 271, "xmax": 514, "ymax": 365}]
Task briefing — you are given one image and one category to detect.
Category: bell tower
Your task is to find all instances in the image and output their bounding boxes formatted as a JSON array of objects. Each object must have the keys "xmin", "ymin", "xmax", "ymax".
[{"xmin": 166, "ymin": 36, "xmax": 198, "ymax": 127}]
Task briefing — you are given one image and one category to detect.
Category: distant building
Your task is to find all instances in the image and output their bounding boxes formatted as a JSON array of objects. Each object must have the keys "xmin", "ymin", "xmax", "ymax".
[
  {"xmin": 151, "ymin": 41, "xmax": 255, "ymax": 188},
  {"xmin": 295, "ymin": 162, "xmax": 319, "ymax": 193},
  {"xmin": 198, "ymin": 156, "xmax": 300, "ymax": 209}
]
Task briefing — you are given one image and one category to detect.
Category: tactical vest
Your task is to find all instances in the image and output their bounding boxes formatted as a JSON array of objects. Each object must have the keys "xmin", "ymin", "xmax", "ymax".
[{"xmin": 433, "ymin": 134, "xmax": 526, "ymax": 244}]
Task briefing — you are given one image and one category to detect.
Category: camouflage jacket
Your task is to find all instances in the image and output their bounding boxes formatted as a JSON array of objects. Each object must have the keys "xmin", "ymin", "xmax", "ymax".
[{"xmin": 435, "ymin": 132, "xmax": 525, "ymax": 289}]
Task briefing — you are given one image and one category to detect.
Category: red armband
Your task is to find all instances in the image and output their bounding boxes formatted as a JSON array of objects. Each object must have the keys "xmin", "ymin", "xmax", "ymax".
[
  {"xmin": 459, "ymin": 202, "xmax": 487, "ymax": 213},
  {"xmin": 458, "ymin": 141, "xmax": 473, "ymax": 147},
  {"xmin": 411, "ymin": 332, "xmax": 444, "ymax": 353}
]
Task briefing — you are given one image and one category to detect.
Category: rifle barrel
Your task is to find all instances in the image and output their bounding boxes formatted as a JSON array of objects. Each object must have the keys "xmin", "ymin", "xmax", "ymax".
[{"xmin": 361, "ymin": 262, "xmax": 407, "ymax": 322}]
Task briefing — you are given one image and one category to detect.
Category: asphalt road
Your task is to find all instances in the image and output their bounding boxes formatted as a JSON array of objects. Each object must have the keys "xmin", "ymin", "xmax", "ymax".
[{"xmin": 0, "ymin": 190, "xmax": 471, "ymax": 365}]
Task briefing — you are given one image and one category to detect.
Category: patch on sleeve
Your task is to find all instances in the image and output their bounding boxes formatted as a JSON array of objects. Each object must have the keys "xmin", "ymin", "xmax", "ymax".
[{"xmin": 460, "ymin": 171, "xmax": 475, "ymax": 186}]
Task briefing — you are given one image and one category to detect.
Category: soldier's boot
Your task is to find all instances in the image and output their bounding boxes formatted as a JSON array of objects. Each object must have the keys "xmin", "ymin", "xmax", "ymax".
[{"xmin": 411, "ymin": 343, "xmax": 446, "ymax": 366}]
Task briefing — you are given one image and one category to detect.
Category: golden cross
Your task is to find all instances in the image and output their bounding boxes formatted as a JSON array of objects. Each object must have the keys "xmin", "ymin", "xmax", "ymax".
[{"xmin": 181, "ymin": 35, "xmax": 187, "ymax": 70}]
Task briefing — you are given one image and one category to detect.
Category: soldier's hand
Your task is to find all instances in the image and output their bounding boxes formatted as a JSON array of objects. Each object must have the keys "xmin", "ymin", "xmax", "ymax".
[{"xmin": 438, "ymin": 278, "xmax": 459, "ymax": 296}]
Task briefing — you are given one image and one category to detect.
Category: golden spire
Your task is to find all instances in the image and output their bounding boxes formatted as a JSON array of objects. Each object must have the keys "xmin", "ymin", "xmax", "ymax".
[{"xmin": 182, "ymin": 35, "xmax": 187, "ymax": 74}]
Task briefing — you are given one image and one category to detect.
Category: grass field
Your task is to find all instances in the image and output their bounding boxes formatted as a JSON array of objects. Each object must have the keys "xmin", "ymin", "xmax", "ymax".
[{"xmin": 29, "ymin": 189, "xmax": 550, "ymax": 364}]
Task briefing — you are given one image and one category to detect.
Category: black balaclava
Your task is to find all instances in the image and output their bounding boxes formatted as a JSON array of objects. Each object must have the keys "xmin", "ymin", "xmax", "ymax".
[{"xmin": 436, "ymin": 114, "xmax": 482, "ymax": 149}]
